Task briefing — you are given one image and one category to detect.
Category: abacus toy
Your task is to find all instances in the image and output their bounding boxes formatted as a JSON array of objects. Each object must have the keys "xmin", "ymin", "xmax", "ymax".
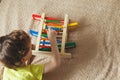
[{"xmin": 31, "ymin": 13, "xmax": 78, "ymax": 58}]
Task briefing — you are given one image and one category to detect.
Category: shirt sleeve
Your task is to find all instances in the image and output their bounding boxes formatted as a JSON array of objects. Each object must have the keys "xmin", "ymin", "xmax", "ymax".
[{"xmin": 30, "ymin": 64, "xmax": 44, "ymax": 80}]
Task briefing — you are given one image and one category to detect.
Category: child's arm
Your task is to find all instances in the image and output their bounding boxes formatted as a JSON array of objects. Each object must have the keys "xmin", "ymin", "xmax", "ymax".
[{"xmin": 43, "ymin": 28, "xmax": 61, "ymax": 73}]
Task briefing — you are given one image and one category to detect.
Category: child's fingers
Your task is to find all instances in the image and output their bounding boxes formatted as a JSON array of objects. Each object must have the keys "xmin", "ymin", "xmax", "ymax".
[
  {"xmin": 47, "ymin": 27, "xmax": 57, "ymax": 40},
  {"xmin": 47, "ymin": 27, "xmax": 52, "ymax": 34},
  {"xmin": 48, "ymin": 27, "xmax": 56, "ymax": 34},
  {"xmin": 48, "ymin": 26, "xmax": 51, "ymax": 31}
]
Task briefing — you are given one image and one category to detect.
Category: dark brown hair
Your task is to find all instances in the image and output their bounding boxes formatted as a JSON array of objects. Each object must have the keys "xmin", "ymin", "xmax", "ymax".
[{"xmin": 0, "ymin": 30, "xmax": 31, "ymax": 68}]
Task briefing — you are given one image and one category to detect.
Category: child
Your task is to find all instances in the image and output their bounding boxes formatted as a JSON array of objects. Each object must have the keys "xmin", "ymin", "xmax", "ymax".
[{"xmin": 0, "ymin": 28, "xmax": 61, "ymax": 80}]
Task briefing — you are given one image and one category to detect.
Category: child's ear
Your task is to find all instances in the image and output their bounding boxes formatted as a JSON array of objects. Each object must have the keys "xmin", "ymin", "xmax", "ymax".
[{"xmin": 31, "ymin": 44, "xmax": 35, "ymax": 50}]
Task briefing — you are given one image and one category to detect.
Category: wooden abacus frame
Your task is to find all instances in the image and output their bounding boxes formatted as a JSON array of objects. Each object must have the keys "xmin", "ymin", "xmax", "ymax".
[{"xmin": 32, "ymin": 13, "xmax": 71, "ymax": 58}]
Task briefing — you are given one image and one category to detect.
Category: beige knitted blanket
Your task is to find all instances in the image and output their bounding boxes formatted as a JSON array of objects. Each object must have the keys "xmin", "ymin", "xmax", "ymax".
[{"xmin": 0, "ymin": 0, "xmax": 120, "ymax": 80}]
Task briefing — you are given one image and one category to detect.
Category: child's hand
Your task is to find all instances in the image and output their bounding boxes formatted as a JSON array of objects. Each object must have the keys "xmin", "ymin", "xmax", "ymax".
[
  {"xmin": 44, "ymin": 27, "xmax": 61, "ymax": 74},
  {"xmin": 47, "ymin": 27, "xmax": 57, "ymax": 41}
]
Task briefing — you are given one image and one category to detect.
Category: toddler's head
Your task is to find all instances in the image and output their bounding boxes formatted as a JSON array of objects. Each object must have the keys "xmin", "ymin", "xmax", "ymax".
[{"xmin": 0, "ymin": 30, "xmax": 31, "ymax": 68}]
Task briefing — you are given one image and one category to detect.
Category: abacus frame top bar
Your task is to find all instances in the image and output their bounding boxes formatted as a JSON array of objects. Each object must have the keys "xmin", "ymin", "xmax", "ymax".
[{"xmin": 32, "ymin": 13, "xmax": 71, "ymax": 58}]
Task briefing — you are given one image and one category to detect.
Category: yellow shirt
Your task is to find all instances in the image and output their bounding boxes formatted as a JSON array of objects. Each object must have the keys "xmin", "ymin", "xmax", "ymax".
[{"xmin": 3, "ymin": 64, "xmax": 44, "ymax": 80}]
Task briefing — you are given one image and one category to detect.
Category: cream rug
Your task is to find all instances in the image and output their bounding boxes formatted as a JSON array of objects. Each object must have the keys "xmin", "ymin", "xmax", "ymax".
[{"xmin": 0, "ymin": 0, "xmax": 120, "ymax": 80}]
